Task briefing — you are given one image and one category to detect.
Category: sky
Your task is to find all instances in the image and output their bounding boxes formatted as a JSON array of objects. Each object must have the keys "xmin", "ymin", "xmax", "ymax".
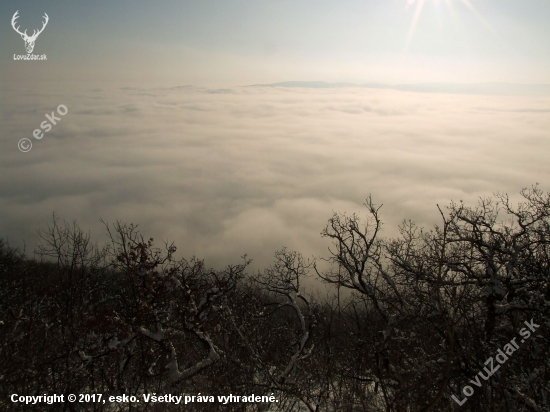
[
  {"xmin": 1, "ymin": 1, "xmax": 549, "ymax": 275},
  {"xmin": 1, "ymin": 0, "xmax": 550, "ymax": 85}
]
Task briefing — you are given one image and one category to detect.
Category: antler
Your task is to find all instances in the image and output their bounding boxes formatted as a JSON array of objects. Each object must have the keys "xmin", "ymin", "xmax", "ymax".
[
  {"xmin": 11, "ymin": 11, "xmax": 49, "ymax": 40},
  {"xmin": 29, "ymin": 13, "xmax": 49, "ymax": 40},
  {"xmin": 11, "ymin": 11, "xmax": 27, "ymax": 37}
]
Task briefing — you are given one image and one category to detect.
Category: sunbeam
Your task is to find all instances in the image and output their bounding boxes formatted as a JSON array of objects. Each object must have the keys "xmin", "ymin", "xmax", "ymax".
[
  {"xmin": 405, "ymin": 0, "xmax": 427, "ymax": 51},
  {"xmin": 404, "ymin": 0, "xmax": 493, "ymax": 52},
  {"xmin": 458, "ymin": 0, "xmax": 495, "ymax": 33}
]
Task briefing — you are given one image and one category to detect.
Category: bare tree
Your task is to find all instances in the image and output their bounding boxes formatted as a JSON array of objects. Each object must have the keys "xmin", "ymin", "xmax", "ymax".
[{"xmin": 1, "ymin": 187, "xmax": 548, "ymax": 411}]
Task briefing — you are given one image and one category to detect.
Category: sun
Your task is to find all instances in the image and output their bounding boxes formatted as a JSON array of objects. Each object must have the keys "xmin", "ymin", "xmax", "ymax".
[{"xmin": 404, "ymin": 0, "xmax": 492, "ymax": 50}]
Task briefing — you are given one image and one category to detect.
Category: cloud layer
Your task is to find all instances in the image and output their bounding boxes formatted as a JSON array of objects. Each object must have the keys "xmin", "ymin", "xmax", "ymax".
[{"xmin": 1, "ymin": 85, "xmax": 549, "ymax": 272}]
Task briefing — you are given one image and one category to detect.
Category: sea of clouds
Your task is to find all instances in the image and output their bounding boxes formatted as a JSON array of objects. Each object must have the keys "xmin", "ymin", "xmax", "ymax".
[{"xmin": 1, "ymin": 85, "xmax": 549, "ymax": 276}]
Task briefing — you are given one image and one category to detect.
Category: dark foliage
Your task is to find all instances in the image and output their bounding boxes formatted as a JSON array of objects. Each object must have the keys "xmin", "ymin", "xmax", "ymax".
[{"xmin": 1, "ymin": 187, "xmax": 549, "ymax": 411}]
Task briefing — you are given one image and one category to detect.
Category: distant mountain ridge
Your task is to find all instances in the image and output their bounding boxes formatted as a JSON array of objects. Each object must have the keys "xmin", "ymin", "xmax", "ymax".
[{"xmin": 246, "ymin": 81, "xmax": 550, "ymax": 96}]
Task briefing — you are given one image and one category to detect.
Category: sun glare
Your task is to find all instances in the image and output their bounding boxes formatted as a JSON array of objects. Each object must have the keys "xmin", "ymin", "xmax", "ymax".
[{"xmin": 404, "ymin": 0, "xmax": 493, "ymax": 51}]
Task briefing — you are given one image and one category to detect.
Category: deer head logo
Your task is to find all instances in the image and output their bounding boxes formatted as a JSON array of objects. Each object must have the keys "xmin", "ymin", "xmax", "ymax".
[{"xmin": 11, "ymin": 11, "xmax": 49, "ymax": 54}]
